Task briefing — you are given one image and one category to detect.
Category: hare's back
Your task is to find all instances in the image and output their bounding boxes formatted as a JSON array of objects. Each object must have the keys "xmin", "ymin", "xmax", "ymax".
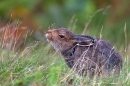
[{"xmin": 93, "ymin": 38, "xmax": 122, "ymax": 67}]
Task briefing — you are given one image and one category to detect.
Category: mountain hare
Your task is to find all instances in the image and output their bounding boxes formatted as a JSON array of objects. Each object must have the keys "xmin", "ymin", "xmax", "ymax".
[{"xmin": 45, "ymin": 28, "xmax": 122, "ymax": 76}]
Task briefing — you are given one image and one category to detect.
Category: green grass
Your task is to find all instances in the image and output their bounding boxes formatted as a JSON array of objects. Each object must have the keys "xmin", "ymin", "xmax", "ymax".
[{"xmin": 0, "ymin": 41, "xmax": 130, "ymax": 86}]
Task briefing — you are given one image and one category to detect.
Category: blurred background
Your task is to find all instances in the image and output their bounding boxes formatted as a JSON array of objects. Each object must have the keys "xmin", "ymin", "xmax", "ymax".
[
  {"xmin": 0, "ymin": 1, "xmax": 130, "ymax": 86},
  {"xmin": 0, "ymin": 0, "xmax": 130, "ymax": 50}
]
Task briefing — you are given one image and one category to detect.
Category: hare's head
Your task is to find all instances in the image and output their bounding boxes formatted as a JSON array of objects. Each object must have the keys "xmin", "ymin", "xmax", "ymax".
[
  {"xmin": 45, "ymin": 28, "xmax": 75, "ymax": 52},
  {"xmin": 46, "ymin": 28, "xmax": 94, "ymax": 52}
]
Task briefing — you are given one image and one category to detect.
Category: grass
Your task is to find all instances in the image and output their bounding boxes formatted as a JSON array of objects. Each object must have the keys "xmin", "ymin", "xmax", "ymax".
[{"xmin": 0, "ymin": 39, "xmax": 130, "ymax": 86}]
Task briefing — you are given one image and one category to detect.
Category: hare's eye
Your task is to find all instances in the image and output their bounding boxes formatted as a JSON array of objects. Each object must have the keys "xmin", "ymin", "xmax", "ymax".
[{"xmin": 59, "ymin": 34, "xmax": 65, "ymax": 38}]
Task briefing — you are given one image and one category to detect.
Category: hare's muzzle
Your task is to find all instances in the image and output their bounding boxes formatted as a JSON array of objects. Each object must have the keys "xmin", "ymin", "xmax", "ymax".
[{"xmin": 45, "ymin": 30, "xmax": 53, "ymax": 41}]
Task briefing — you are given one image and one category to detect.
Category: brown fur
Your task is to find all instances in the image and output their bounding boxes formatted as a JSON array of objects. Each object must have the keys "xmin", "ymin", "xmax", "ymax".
[{"xmin": 46, "ymin": 28, "xmax": 122, "ymax": 76}]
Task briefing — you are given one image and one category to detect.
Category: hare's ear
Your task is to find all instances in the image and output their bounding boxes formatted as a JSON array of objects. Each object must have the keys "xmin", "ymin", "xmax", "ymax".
[
  {"xmin": 76, "ymin": 41, "xmax": 94, "ymax": 46},
  {"xmin": 73, "ymin": 35, "xmax": 95, "ymax": 46},
  {"xmin": 75, "ymin": 39, "xmax": 95, "ymax": 47}
]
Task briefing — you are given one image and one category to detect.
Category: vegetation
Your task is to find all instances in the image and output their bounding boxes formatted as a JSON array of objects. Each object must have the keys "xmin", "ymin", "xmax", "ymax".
[
  {"xmin": 0, "ymin": 0, "xmax": 130, "ymax": 86},
  {"xmin": 0, "ymin": 41, "xmax": 130, "ymax": 86}
]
